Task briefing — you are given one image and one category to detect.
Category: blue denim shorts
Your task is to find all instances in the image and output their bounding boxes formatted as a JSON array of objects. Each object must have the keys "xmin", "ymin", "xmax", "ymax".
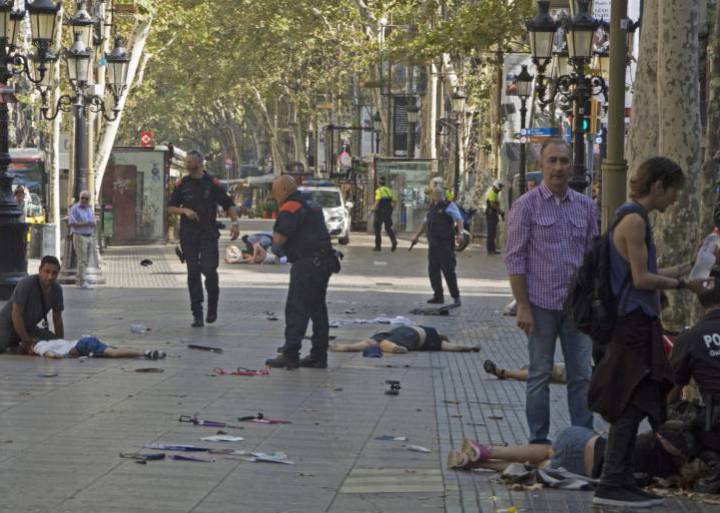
[
  {"xmin": 549, "ymin": 426, "xmax": 596, "ymax": 476},
  {"xmin": 75, "ymin": 336, "xmax": 109, "ymax": 357}
]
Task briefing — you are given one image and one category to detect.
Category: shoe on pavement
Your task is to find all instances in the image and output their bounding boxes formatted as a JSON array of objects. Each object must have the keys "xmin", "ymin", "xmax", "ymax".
[
  {"xmin": 626, "ymin": 486, "xmax": 665, "ymax": 505},
  {"xmin": 452, "ymin": 297, "xmax": 461, "ymax": 307},
  {"xmin": 145, "ymin": 350, "xmax": 167, "ymax": 360},
  {"xmin": 206, "ymin": 309, "xmax": 217, "ymax": 324},
  {"xmin": 265, "ymin": 354, "xmax": 299, "ymax": 370},
  {"xmin": 427, "ymin": 297, "xmax": 444, "ymax": 304},
  {"xmin": 592, "ymin": 486, "xmax": 661, "ymax": 508},
  {"xmin": 391, "ymin": 241, "xmax": 398, "ymax": 252},
  {"xmin": 373, "ymin": 247, "xmax": 381, "ymax": 252},
  {"xmin": 299, "ymin": 355, "xmax": 327, "ymax": 369},
  {"xmin": 191, "ymin": 315, "xmax": 204, "ymax": 328}
]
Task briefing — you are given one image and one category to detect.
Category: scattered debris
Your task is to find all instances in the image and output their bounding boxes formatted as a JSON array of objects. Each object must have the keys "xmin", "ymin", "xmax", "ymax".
[
  {"xmin": 179, "ymin": 415, "xmax": 244, "ymax": 429},
  {"xmin": 39, "ymin": 372, "xmax": 58, "ymax": 378},
  {"xmin": 171, "ymin": 454, "xmax": 213, "ymax": 462},
  {"xmin": 298, "ymin": 473, "xmax": 314, "ymax": 477},
  {"xmin": 444, "ymin": 400, "xmax": 461, "ymax": 405},
  {"xmin": 267, "ymin": 315, "xmax": 278, "ymax": 321},
  {"xmin": 373, "ymin": 261, "xmax": 388, "ymax": 266},
  {"xmin": 0, "ymin": 440, "xmax": 12, "ymax": 444},
  {"xmin": 409, "ymin": 304, "xmax": 459, "ymax": 316},
  {"xmin": 385, "ymin": 380, "xmax": 401, "ymax": 396},
  {"xmin": 238, "ymin": 413, "xmax": 291, "ymax": 425},
  {"xmin": 139, "ymin": 259, "xmax": 153, "ymax": 267},
  {"xmin": 135, "ymin": 368, "xmax": 164, "ymax": 373},
  {"xmin": 143, "ymin": 443, "xmax": 208, "ymax": 452},
  {"xmin": 405, "ymin": 444, "xmax": 431, "ymax": 453},
  {"xmin": 451, "ymin": 415, "xmax": 463, "ymax": 419},
  {"xmin": 119, "ymin": 452, "xmax": 165, "ymax": 463},
  {"xmin": 130, "ymin": 324, "xmax": 149, "ymax": 334},
  {"xmin": 330, "ymin": 316, "xmax": 413, "ymax": 328},
  {"xmin": 201, "ymin": 435, "xmax": 244, "ymax": 443},
  {"xmin": 187, "ymin": 344, "xmax": 223, "ymax": 354},
  {"xmin": 344, "ymin": 308, "xmax": 355, "ymax": 314},
  {"xmin": 211, "ymin": 367, "xmax": 269, "ymax": 377},
  {"xmin": 241, "ymin": 451, "xmax": 294, "ymax": 464},
  {"xmin": 488, "ymin": 416, "xmax": 504, "ymax": 421},
  {"xmin": 375, "ymin": 435, "xmax": 408, "ymax": 441}
]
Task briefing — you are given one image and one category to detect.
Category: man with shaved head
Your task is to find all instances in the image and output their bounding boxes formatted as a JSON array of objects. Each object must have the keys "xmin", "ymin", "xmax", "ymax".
[{"xmin": 265, "ymin": 175, "xmax": 339, "ymax": 370}]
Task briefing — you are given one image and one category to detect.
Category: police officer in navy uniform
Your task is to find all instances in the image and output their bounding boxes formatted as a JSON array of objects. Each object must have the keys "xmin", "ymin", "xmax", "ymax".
[
  {"xmin": 671, "ymin": 268, "xmax": 720, "ymax": 493},
  {"xmin": 265, "ymin": 175, "xmax": 339, "ymax": 370},
  {"xmin": 411, "ymin": 187, "xmax": 464, "ymax": 306},
  {"xmin": 168, "ymin": 150, "xmax": 239, "ymax": 327}
]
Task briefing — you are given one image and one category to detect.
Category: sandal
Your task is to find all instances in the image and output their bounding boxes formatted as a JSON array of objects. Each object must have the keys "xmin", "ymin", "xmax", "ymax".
[
  {"xmin": 461, "ymin": 438, "xmax": 492, "ymax": 464},
  {"xmin": 483, "ymin": 359, "xmax": 506, "ymax": 379},
  {"xmin": 447, "ymin": 450, "xmax": 471, "ymax": 470}
]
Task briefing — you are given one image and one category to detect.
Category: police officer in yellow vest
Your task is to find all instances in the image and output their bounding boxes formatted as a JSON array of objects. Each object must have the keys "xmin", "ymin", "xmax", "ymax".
[
  {"xmin": 485, "ymin": 180, "xmax": 504, "ymax": 255},
  {"xmin": 373, "ymin": 177, "xmax": 398, "ymax": 252}
]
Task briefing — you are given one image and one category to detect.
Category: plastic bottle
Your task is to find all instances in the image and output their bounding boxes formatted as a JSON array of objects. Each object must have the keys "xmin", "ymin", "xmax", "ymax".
[
  {"xmin": 690, "ymin": 228, "xmax": 720, "ymax": 280},
  {"xmin": 130, "ymin": 323, "xmax": 148, "ymax": 334}
]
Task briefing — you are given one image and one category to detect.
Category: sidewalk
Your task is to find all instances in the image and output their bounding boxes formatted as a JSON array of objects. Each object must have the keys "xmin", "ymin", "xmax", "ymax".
[{"xmin": 2, "ymin": 226, "xmax": 716, "ymax": 513}]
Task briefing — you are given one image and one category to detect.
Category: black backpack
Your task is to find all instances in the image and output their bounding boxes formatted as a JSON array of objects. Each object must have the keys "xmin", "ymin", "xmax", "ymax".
[{"xmin": 564, "ymin": 205, "xmax": 650, "ymax": 345}]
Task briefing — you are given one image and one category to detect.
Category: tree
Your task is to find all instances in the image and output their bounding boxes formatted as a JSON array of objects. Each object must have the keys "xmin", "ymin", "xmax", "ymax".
[{"xmin": 626, "ymin": 0, "xmax": 703, "ymax": 329}]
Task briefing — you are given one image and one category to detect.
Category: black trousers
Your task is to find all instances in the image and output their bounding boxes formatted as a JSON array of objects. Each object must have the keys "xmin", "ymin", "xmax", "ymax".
[
  {"xmin": 374, "ymin": 212, "xmax": 397, "ymax": 249},
  {"xmin": 428, "ymin": 240, "xmax": 459, "ymax": 300},
  {"xmin": 284, "ymin": 257, "xmax": 331, "ymax": 359},
  {"xmin": 180, "ymin": 233, "xmax": 219, "ymax": 316},
  {"xmin": 599, "ymin": 398, "xmax": 649, "ymax": 487},
  {"xmin": 486, "ymin": 211, "xmax": 499, "ymax": 253}
]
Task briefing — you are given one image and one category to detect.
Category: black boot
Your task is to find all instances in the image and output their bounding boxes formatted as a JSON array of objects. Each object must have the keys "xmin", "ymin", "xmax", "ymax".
[
  {"xmin": 191, "ymin": 314, "xmax": 204, "ymax": 328},
  {"xmin": 206, "ymin": 303, "xmax": 218, "ymax": 324},
  {"xmin": 265, "ymin": 353, "xmax": 299, "ymax": 370},
  {"xmin": 299, "ymin": 354, "xmax": 327, "ymax": 369},
  {"xmin": 427, "ymin": 296, "xmax": 444, "ymax": 304}
]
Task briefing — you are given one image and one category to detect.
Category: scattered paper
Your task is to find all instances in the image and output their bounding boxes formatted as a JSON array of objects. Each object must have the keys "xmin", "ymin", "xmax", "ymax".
[
  {"xmin": 375, "ymin": 435, "xmax": 408, "ymax": 441},
  {"xmin": 405, "ymin": 444, "xmax": 432, "ymax": 453},
  {"xmin": 143, "ymin": 443, "xmax": 208, "ymax": 452},
  {"xmin": 201, "ymin": 435, "xmax": 244, "ymax": 443}
]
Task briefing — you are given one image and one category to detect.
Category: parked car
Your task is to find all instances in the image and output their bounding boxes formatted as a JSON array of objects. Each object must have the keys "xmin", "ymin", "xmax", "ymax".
[{"xmin": 298, "ymin": 181, "xmax": 352, "ymax": 245}]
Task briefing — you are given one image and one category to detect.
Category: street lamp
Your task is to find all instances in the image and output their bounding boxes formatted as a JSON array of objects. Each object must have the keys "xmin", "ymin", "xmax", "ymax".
[
  {"xmin": 372, "ymin": 111, "xmax": 382, "ymax": 154},
  {"xmin": 406, "ymin": 97, "xmax": 419, "ymax": 159},
  {"xmin": 68, "ymin": 1, "xmax": 95, "ymax": 51},
  {"xmin": 526, "ymin": 0, "xmax": 559, "ymax": 105},
  {"xmin": 516, "ymin": 65, "xmax": 533, "ymax": 198},
  {"xmin": 0, "ymin": 0, "xmax": 61, "ymax": 298},
  {"xmin": 450, "ymin": 88, "xmax": 466, "ymax": 199}
]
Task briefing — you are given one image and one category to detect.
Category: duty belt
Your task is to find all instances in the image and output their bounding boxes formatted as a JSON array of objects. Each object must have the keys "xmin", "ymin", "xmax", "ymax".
[{"xmin": 704, "ymin": 393, "xmax": 720, "ymax": 431}]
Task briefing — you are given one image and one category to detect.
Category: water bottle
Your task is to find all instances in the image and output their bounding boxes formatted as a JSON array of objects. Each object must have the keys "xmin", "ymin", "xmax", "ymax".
[{"xmin": 689, "ymin": 229, "xmax": 720, "ymax": 280}]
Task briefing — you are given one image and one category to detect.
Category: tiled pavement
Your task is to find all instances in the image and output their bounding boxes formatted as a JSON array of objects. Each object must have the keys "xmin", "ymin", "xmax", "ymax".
[{"xmin": 3, "ymin": 220, "xmax": 718, "ymax": 513}]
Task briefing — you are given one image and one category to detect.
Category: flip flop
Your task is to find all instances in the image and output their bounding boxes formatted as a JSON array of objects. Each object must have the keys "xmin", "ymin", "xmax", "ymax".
[
  {"xmin": 447, "ymin": 450, "xmax": 470, "ymax": 470},
  {"xmin": 461, "ymin": 438, "xmax": 492, "ymax": 463}
]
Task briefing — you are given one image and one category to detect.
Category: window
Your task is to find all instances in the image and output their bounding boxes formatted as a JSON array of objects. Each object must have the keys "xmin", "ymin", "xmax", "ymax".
[{"xmin": 301, "ymin": 190, "xmax": 342, "ymax": 208}]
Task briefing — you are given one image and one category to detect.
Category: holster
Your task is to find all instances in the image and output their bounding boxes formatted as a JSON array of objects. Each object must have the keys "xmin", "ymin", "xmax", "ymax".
[{"xmin": 704, "ymin": 393, "xmax": 720, "ymax": 431}]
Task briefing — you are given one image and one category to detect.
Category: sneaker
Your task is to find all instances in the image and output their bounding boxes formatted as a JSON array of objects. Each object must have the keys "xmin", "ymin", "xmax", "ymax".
[
  {"xmin": 427, "ymin": 297, "xmax": 444, "ymax": 304},
  {"xmin": 299, "ymin": 355, "xmax": 327, "ymax": 369},
  {"xmin": 145, "ymin": 350, "xmax": 167, "ymax": 361},
  {"xmin": 592, "ymin": 486, "xmax": 661, "ymax": 508},
  {"xmin": 627, "ymin": 486, "xmax": 665, "ymax": 505},
  {"xmin": 265, "ymin": 354, "xmax": 299, "ymax": 370}
]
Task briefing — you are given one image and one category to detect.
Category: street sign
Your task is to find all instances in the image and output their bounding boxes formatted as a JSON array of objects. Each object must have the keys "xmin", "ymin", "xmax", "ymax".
[
  {"xmin": 140, "ymin": 131, "xmax": 155, "ymax": 148},
  {"xmin": 520, "ymin": 136, "xmax": 528, "ymax": 144},
  {"xmin": 525, "ymin": 127, "xmax": 557, "ymax": 137}
]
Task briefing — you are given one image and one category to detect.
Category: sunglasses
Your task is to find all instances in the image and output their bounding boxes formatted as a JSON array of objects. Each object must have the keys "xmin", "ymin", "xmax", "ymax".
[{"xmin": 80, "ymin": 197, "xmax": 90, "ymax": 200}]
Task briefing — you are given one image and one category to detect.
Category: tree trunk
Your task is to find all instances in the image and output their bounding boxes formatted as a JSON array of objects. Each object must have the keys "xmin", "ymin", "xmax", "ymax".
[
  {"xmin": 700, "ymin": 0, "xmax": 720, "ymax": 235},
  {"xmin": 252, "ymin": 88, "xmax": 286, "ymax": 176},
  {"xmin": 94, "ymin": 16, "xmax": 153, "ymax": 200},
  {"xmin": 489, "ymin": 51, "xmax": 504, "ymax": 179},
  {"xmin": 627, "ymin": 1, "xmax": 702, "ymax": 330}
]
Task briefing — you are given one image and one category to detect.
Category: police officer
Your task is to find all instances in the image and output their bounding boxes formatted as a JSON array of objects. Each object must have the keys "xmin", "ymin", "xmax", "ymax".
[
  {"xmin": 671, "ymin": 269, "xmax": 720, "ymax": 493},
  {"xmin": 168, "ymin": 150, "xmax": 239, "ymax": 327},
  {"xmin": 373, "ymin": 177, "xmax": 397, "ymax": 252},
  {"xmin": 485, "ymin": 179, "xmax": 504, "ymax": 255},
  {"xmin": 410, "ymin": 187, "xmax": 464, "ymax": 306},
  {"xmin": 265, "ymin": 175, "xmax": 339, "ymax": 370}
]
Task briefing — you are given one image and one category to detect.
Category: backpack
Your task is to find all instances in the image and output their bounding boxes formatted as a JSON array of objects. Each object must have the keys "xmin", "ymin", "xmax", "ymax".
[{"xmin": 564, "ymin": 205, "xmax": 650, "ymax": 345}]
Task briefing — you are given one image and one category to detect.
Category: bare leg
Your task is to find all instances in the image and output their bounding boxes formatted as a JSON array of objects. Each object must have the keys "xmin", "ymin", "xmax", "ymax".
[
  {"xmin": 378, "ymin": 340, "xmax": 408, "ymax": 354},
  {"xmin": 329, "ymin": 339, "xmax": 377, "ymax": 352},
  {"xmin": 440, "ymin": 341, "xmax": 480, "ymax": 352},
  {"xmin": 502, "ymin": 368, "xmax": 530, "ymax": 381},
  {"xmin": 488, "ymin": 444, "xmax": 553, "ymax": 465},
  {"xmin": 103, "ymin": 347, "xmax": 146, "ymax": 358}
]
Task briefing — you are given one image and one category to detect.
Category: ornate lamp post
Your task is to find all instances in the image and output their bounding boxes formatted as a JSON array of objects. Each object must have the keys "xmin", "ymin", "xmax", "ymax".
[
  {"xmin": 516, "ymin": 65, "xmax": 533, "ymax": 198},
  {"xmin": 0, "ymin": 0, "xmax": 61, "ymax": 298},
  {"xmin": 406, "ymin": 96, "xmax": 419, "ymax": 159}
]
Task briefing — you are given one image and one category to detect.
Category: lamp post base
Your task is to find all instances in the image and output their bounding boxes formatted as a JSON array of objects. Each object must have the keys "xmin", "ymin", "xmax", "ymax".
[{"xmin": 0, "ymin": 223, "xmax": 27, "ymax": 299}]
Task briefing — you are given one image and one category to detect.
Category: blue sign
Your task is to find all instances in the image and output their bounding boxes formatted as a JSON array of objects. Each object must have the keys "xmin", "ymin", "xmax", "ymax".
[{"xmin": 525, "ymin": 127, "xmax": 557, "ymax": 137}]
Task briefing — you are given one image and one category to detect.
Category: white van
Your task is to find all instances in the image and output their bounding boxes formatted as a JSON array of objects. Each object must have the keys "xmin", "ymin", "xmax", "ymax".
[{"xmin": 298, "ymin": 182, "xmax": 352, "ymax": 245}]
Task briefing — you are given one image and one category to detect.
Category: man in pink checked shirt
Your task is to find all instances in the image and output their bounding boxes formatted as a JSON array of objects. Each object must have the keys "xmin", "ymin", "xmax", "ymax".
[{"xmin": 504, "ymin": 139, "xmax": 598, "ymax": 445}]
